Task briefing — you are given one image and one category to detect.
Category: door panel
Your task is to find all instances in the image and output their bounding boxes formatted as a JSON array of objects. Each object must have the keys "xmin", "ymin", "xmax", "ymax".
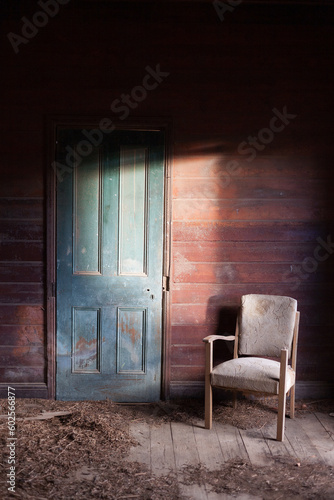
[
  {"xmin": 73, "ymin": 148, "xmax": 102, "ymax": 275},
  {"xmin": 119, "ymin": 147, "xmax": 148, "ymax": 275},
  {"xmin": 56, "ymin": 129, "xmax": 164, "ymax": 401},
  {"xmin": 117, "ymin": 307, "xmax": 147, "ymax": 373}
]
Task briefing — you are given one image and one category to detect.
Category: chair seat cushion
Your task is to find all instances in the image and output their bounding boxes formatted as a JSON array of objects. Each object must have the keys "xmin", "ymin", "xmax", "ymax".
[{"xmin": 211, "ymin": 357, "xmax": 295, "ymax": 395}]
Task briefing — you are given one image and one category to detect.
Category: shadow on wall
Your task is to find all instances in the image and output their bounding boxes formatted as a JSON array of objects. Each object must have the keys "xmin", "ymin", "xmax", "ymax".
[{"xmin": 206, "ymin": 299, "xmax": 239, "ymax": 366}]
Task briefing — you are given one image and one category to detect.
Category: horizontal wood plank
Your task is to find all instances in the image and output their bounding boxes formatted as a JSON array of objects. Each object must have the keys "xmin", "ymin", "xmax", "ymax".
[
  {"xmin": 172, "ymin": 303, "xmax": 334, "ymax": 327},
  {"xmin": 172, "ymin": 241, "xmax": 328, "ymax": 263},
  {"xmin": 173, "ymin": 155, "xmax": 334, "ymax": 180},
  {"xmin": 0, "ymin": 346, "xmax": 45, "ymax": 367},
  {"xmin": 170, "ymin": 365, "xmax": 204, "ymax": 382},
  {"xmin": 0, "ymin": 283, "xmax": 44, "ymax": 304},
  {"xmin": 171, "ymin": 325, "xmax": 218, "ymax": 344},
  {"xmin": 171, "ymin": 345, "xmax": 205, "ymax": 366},
  {"xmin": 0, "ymin": 367, "xmax": 45, "ymax": 383},
  {"xmin": 173, "ymin": 199, "xmax": 332, "ymax": 221},
  {"xmin": 173, "ymin": 221, "xmax": 334, "ymax": 242},
  {"xmin": 171, "ymin": 283, "xmax": 333, "ymax": 305},
  {"xmin": 0, "ymin": 305, "xmax": 44, "ymax": 325},
  {"xmin": 0, "ymin": 198, "xmax": 43, "ymax": 220},
  {"xmin": 173, "ymin": 262, "xmax": 333, "ymax": 284},
  {"xmin": 173, "ymin": 177, "xmax": 326, "ymax": 200},
  {"xmin": 0, "ymin": 325, "xmax": 44, "ymax": 345},
  {"xmin": 0, "ymin": 242, "xmax": 44, "ymax": 261},
  {"xmin": 0, "ymin": 176, "xmax": 44, "ymax": 198},
  {"xmin": 0, "ymin": 264, "xmax": 44, "ymax": 283},
  {"xmin": 0, "ymin": 220, "xmax": 44, "ymax": 241}
]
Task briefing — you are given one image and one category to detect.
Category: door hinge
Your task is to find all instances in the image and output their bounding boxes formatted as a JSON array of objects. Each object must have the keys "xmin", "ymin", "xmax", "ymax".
[
  {"xmin": 163, "ymin": 276, "xmax": 170, "ymax": 292},
  {"xmin": 51, "ymin": 282, "xmax": 56, "ymax": 297}
]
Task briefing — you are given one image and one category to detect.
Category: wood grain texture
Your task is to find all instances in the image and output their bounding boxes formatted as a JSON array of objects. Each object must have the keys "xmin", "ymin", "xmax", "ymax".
[
  {"xmin": 0, "ymin": 264, "xmax": 44, "ymax": 282},
  {"xmin": 0, "ymin": 306, "xmax": 44, "ymax": 325},
  {"xmin": 125, "ymin": 410, "xmax": 334, "ymax": 498},
  {"xmin": 0, "ymin": 198, "xmax": 43, "ymax": 219}
]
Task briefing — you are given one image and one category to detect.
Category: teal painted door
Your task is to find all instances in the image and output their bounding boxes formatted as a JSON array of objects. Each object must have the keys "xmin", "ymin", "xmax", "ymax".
[{"xmin": 56, "ymin": 129, "xmax": 165, "ymax": 401}]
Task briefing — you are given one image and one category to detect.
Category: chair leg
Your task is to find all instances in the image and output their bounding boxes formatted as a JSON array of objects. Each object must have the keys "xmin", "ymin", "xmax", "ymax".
[
  {"xmin": 204, "ymin": 341, "xmax": 213, "ymax": 429},
  {"xmin": 277, "ymin": 349, "xmax": 288, "ymax": 441},
  {"xmin": 277, "ymin": 391, "xmax": 286, "ymax": 441},
  {"xmin": 290, "ymin": 384, "xmax": 295, "ymax": 419},
  {"xmin": 205, "ymin": 380, "xmax": 212, "ymax": 429}
]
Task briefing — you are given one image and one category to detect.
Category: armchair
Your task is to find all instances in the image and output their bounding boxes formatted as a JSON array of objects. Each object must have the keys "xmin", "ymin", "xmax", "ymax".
[{"xmin": 203, "ymin": 294, "xmax": 300, "ymax": 441}]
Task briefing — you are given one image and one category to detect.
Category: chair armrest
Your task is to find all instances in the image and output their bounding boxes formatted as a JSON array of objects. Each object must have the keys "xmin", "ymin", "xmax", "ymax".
[
  {"xmin": 204, "ymin": 335, "xmax": 236, "ymax": 381},
  {"xmin": 203, "ymin": 335, "xmax": 235, "ymax": 343}
]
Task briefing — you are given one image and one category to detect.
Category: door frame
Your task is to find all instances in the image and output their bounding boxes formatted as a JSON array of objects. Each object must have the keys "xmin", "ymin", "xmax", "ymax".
[{"xmin": 46, "ymin": 116, "xmax": 172, "ymax": 400}]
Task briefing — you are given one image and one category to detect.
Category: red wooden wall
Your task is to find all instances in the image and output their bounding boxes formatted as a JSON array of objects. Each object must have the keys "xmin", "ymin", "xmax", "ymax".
[{"xmin": 0, "ymin": 0, "xmax": 333, "ymax": 399}]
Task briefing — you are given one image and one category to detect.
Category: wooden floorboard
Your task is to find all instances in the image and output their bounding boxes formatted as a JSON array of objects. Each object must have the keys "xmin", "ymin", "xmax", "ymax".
[
  {"xmin": 171, "ymin": 422, "xmax": 209, "ymax": 499},
  {"xmin": 171, "ymin": 421, "xmax": 201, "ymax": 469},
  {"xmin": 151, "ymin": 422, "xmax": 176, "ymax": 476},
  {"xmin": 239, "ymin": 428, "xmax": 272, "ymax": 466},
  {"xmin": 299, "ymin": 413, "xmax": 334, "ymax": 466},
  {"xmin": 214, "ymin": 422, "xmax": 249, "ymax": 463},
  {"xmin": 193, "ymin": 420, "xmax": 224, "ymax": 470},
  {"xmin": 284, "ymin": 416, "xmax": 323, "ymax": 463},
  {"xmin": 127, "ymin": 421, "xmax": 151, "ymax": 469},
  {"xmin": 315, "ymin": 412, "xmax": 334, "ymax": 439},
  {"xmin": 261, "ymin": 421, "xmax": 296, "ymax": 460},
  {"xmin": 127, "ymin": 413, "xmax": 333, "ymax": 500}
]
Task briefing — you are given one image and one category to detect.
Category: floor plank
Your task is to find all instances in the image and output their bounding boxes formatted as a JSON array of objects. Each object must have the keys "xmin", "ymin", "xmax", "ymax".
[
  {"xmin": 300, "ymin": 413, "xmax": 334, "ymax": 466},
  {"xmin": 207, "ymin": 492, "xmax": 262, "ymax": 500},
  {"xmin": 127, "ymin": 421, "xmax": 151, "ymax": 469},
  {"xmin": 193, "ymin": 420, "xmax": 224, "ymax": 470},
  {"xmin": 171, "ymin": 422, "xmax": 201, "ymax": 469},
  {"xmin": 284, "ymin": 417, "xmax": 323, "ymax": 463},
  {"xmin": 239, "ymin": 428, "xmax": 272, "ymax": 466},
  {"xmin": 315, "ymin": 412, "xmax": 334, "ymax": 438},
  {"xmin": 125, "ymin": 413, "xmax": 333, "ymax": 499},
  {"xmin": 179, "ymin": 484, "xmax": 208, "ymax": 500},
  {"xmin": 262, "ymin": 421, "xmax": 296, "ymax": 460},
  {"xmin": 171, "ymin": 422, "xmax": 208, "ymax": 499},
  {"xmin": 150, "ymin": 423, "xmax": 176, "ymax": 476},
  {"xmin": 214, "ymin": 422, "xmax": 249, "ymax": 463}
]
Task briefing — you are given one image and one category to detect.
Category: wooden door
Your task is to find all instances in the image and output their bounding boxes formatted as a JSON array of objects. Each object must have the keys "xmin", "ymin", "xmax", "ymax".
[{"xmin": 56, "ymin": 129, "xmax": 165, "ymax": 401}]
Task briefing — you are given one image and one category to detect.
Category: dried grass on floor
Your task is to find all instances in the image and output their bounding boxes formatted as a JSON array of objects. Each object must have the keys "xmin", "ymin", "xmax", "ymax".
[
  {"xmin": 0, "ymin": 399, "xmax": 179, "ymax": 499},
  {"xmin": 181, "ymin": 459, "xmax": 334, "ymax": 500},
  {"xmin": 0, "ymin": 398, "xmax": 333, "ymax": 499},
  {"xmin": 160, "ymin": 396, "xmax": 334, "ymax": 431}
]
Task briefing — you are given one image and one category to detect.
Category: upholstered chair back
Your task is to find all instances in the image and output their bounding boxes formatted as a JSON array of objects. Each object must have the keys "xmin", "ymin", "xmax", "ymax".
[{"xmin": 238, "ymin": 294, "xmax": 298, "ymax": 358}]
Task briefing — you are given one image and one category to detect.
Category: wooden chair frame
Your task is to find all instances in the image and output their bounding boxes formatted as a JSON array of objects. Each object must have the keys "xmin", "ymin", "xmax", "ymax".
[{"xmin": 204, "ymin": 310, "xmax": 300, "ymax": 441}]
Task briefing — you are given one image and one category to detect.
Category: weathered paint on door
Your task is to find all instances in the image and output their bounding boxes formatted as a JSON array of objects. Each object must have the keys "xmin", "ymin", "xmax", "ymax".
[{"xmin": 56, "ymin": 129, "xmax": 165, "ymax": 401}]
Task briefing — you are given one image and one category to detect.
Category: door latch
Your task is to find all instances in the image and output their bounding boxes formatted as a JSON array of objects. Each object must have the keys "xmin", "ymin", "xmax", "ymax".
[{"xmin": 163, "ymin": 276, "xmax": 170, "ymax": 292}]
